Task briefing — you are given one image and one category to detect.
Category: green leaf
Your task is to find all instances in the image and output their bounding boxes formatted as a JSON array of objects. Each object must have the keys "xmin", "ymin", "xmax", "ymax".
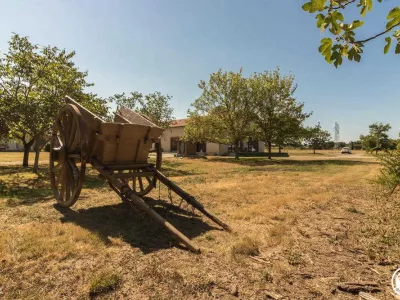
[
  {"xmin": 366, "ymin": 0, "xmax": 373, "ymax": 11},
  {"xmin": 387, "ymin": 7, "xmax": 400, "ymax": 20},
  {"xmin": 396, "ymin": 43, "xmax": 400, "ymax": 54},
  {"xmin": 354, "ymin": 53, "xmax": 361, "ymax": 62},
  {"xmin": 351, "ymin": 20, "xmax": 364, "ymax": 29},
  {"xmin": 384, "ymin": 37, "xmax": 392, "ymax": 54},
  {"xmin": 360, "ymin": 6, "xmax": 367, "ymax": 17},
  {"xmin": 319, "ymin": 38, "xmax": 333, "ymax": 62},
  {"xmin": 302, "ymin": 2, "xmax": 311, "ymax": 11},
  {"xmin": 315, "ymin": 14, "xmax": 325, "ymax": 28},
  {"xmin": 311, "ymin": 0, "xmax": 325, "ymax": 11}
]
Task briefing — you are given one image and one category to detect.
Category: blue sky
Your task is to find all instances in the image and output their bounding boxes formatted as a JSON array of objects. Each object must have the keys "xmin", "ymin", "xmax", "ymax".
[{"xmin": 0, "ymin": 0, "xmax": 399, "ymax": 141}]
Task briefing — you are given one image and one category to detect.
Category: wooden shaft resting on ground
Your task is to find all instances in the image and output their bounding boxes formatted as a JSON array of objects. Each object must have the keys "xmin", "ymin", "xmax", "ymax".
[
  {"xmin": 91, "ymin": 159, "xmax": 201, "ymax": 253},
  {"xmin": 153, "ymin": 169, "xmax": 232, "ymax": 232}
]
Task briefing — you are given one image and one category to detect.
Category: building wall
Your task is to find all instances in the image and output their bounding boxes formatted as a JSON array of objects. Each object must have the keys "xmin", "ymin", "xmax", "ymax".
[
  {"xmin": 206, "ymin": 142, "xmax": 219, "ymax": 155},
  {"xmin": 6, "ymin": 140, "xmax": 23, "ymax": 151},
  {"xmin": 161, "ymin": 126, "xmax": 185, "ymax": 152},
  {"xmin": 258, "ymin": 141, "xmax": 265, "ymax": 152},
  {"xmin": 161, "ymin": 126, "xmax": 265, "ymax": 155}
]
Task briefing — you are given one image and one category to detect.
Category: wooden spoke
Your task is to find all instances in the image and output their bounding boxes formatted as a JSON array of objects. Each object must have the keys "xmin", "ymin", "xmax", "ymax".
[
  {"xmin": 55, "ymin": 164, "xmax": 64, "ymax": 187},
  {"xmin": 138, "ymin": 177, "xmax": 144, "ymax": 192},
  {"xmin": 65, "ymin": 165, "xmax": 71, "ymax": 203},
  {"xmin": 124, "ymin": 169, "xmax": 155, "ymax": 197},
  {"xmin": 145, "ymin": 176, "xmax": 154, "ymax": 187},
  {"xmin": 57, "ymin": 120, "xmax": 67, "ymax": 146}
]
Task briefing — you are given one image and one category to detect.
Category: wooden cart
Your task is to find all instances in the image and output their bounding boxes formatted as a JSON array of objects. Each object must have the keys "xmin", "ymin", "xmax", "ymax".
[{"xmin": 49, "ymin": 96, "xmax": 231, "ymax": 252}]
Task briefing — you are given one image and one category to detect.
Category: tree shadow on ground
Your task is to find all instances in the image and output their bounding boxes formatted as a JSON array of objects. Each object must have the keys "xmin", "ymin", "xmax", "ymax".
[
  {"xmin": 208, "ymin": 157, "xmax": 378, "ymax": 167},
  {"xmin": 54, "ymin": 197, "xmax": 217, "ymax": 253},
  {"xmin": 0, "ymin": 165, "xmax": 108, "ymax": 206},
  {"xmin": 159, "ymin": 166, "xmax": 206, "ymax": 177}
]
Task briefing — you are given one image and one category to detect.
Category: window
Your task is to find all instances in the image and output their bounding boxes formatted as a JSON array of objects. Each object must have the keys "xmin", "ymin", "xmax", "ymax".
[
  {"xmin": 196, "ymin": 143, "xmax": 206, "ymax": 152},
  {"xmin": 170, "ymin": 137, "xmax": 179, "ymax": 152},
  {"xmin": 247, "ymin": 139, "xmax": 259, "ymax": 152}
]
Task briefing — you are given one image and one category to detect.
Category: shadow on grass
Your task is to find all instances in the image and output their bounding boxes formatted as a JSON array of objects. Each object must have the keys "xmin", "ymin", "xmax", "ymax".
[
  {"xmin": 159, "ymin": 166, "xmax": 206, "ymax": 177},
  {"xmin": 0, "ymin": 165, "xmax": 107, "ymax": 205},
  {"xmin": 54, "ymin": 198, "xmax": 217, "ymax": 253},
  {"xmin": 208, "ymin": 157, "xmax": 378, "ymax": 167}
]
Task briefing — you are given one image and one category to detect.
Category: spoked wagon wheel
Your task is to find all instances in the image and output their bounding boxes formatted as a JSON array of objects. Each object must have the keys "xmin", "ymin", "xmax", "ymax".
[
  {"xmin": 49, "ymin": 104, "xmax": 88, "ymax": 207},
  {"xmin": 124, "ymin": 170, "xmax": 155, "ymax": 197}
]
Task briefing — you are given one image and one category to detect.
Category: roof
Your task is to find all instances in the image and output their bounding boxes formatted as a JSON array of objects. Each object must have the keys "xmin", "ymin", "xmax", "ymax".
[{"xmin": 170, "ymin": 118, "xmax": 187, "ymax": 127}]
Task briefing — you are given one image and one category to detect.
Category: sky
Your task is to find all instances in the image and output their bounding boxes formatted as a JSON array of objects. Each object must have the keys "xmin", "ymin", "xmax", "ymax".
[{"xmin": 0, "ymin": 0, "xmax": 399, "ymax": 142}]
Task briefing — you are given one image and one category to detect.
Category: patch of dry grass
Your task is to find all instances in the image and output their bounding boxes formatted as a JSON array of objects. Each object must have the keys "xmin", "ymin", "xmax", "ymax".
[
  {"xmin": 1, "ymin": 152, "xmax": 397, "ymax": 299},
  {"xmin": 0, "ymin": 151, "xmax": 49, "ymax": 164},
  {"xmin": 231, "ymin": 237, "xmax": 260, "ymax": 257}
]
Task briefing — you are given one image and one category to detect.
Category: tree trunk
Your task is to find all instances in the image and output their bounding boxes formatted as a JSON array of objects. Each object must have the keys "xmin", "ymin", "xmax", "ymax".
[
  {"xmin": 234, "ymin": 142, "xmax": 240, "ymax": 160},
  {"xmin": 267, "ymin": 141, "xmax": 272, "ymax": 159},
  {"xmin": 22, "ymin": 140, "xmax": 34, "ymax": 167},
  {"xmin": 278, "ymin": 145, "xmax": 282, "ymax": 154},
  {"xmin": 33, "ymin": 140, "xmax": 41, "ymax": 174},
  {"xmin": 313, "ymin": 147, "xmax": 316, "ymax": 154}
]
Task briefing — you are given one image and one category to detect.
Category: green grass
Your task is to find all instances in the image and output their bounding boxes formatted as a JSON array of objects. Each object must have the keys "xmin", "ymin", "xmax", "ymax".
[{"xmin": 89, "ymin": 271, "xmax": 121, "ymax": 296}]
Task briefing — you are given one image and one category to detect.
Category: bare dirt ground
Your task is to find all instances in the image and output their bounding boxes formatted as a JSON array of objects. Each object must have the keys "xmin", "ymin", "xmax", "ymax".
[{"xmin": 1, "ymin": 151, "xmax": 400, "ymax": 299}]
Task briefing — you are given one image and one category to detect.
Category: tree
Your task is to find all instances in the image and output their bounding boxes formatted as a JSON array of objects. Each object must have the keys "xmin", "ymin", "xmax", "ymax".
[
  {"xmin": 248, "ymin": 69, "xmax": 311, "ymax": 159},
  {"xmin": 302, "ymin": 0, "xmax": 400, "ymax": 67},
  {"xmin": 184, "ymin": 69, "xmax": 252, "ymax": 160},
  {"xmin": 360, "ymin": 122, "xmax": 392, "ymax": 154},
  {"xmin": 0, "ymin": 34, "xmax": 109, "ymax": 171},
  {"xmin": 112, "ymin": 91, "xmax": 174, "ymax": 129},
  {"xmin": 0, "ymin": 118, "xmax": 9, "ymax": 145},
  {"xmin": 303, "ymin": 122, "xmax": 331, "ymax": 154}
]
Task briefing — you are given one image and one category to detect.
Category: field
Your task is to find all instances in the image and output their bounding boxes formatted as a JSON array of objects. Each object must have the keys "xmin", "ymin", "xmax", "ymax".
[{"xmin": 1, "ymin": 150, "xmax": 400, "ymax": 299}]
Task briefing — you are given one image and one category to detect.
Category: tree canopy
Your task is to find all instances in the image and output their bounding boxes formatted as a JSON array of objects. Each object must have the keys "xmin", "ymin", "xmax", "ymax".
[
  {"xmin": 360, "ymin": 122, "xmax": 394, "ymax": 153},
  {"xmin": 184, "ymin": 69, "xmax": 252, "ymax": 159},
  {"xmin": 112, "ymin": 91, "xmax": 174, "ymax": 129},
  {"xmin": 248, "ymin": 69, "xmax": 311, "ymax": 158},
  {"xmin": 303, "ymin": 122, "xmax": 332, "ymax": 153},
  {"xmin": 0, "ymin": 33, "xmax": 109, "ymax": 168},
  {"xmin": 302, "ymin": 0, "xmax": 400, "ymax": 67}
]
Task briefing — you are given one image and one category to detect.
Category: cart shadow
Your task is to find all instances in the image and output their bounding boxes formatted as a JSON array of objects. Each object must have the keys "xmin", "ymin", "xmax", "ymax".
[{"xmin": 54, "ymin": 199, "xmax": 218, "ymax": 254}]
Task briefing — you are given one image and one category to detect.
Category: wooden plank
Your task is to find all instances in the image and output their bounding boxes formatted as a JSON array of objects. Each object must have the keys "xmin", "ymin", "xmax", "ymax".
[
  {"xmin": 113, "ymin": 172, "xmax": 155, "ymax": 178},
  {"xmin": 116, "ymin": 106, "xmax": 159, "ymax": 128},
  {"xmin": 65, "ymin": 96, "xmax": 103, "ymax": 132},
  {"xmin": 114, "ymin": 113, "xmax": 130, "ymax": 124},
  {"xmin": 99, "ymin": 123, "xmax": 121, "ymax": 164},
  {"xmin": 101, "ymin": 163, "xmax": 151, "ymax": 170},
  {"xmin": 116, "ymin": 124, "xmax": 147, "ymax": 163}
]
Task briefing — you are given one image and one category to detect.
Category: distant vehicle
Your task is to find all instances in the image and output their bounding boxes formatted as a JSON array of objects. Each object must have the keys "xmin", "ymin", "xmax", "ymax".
[
  {"xmin": 0, "ymin": 144, "xmax": 7, "ymax": 151},
  {"xmin": 341, "ymin": 147, "xmax": 352, "ymax": 154}
]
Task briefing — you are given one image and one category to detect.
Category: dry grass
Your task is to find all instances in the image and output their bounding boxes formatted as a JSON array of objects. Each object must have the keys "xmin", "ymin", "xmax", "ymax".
[
  {"xmin": 89, "ymin": 271, "xmax": 121, "ymax": 297},
  {"xmin": 0, "ymin": 151, "xmax": 398, "ymax": 299},
  {"xmin": 0, "ymin": 151, "xmax": 49, "ymax": 164}
]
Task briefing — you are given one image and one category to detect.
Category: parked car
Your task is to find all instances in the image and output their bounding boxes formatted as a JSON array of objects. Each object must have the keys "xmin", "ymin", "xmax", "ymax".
[
  {"xmin": 341, "ymin": 147, "xmax": 352, "ymax": 154},
  {"xmin": 0, "ymin": 144, "xmax": 7, "ymax": 151}
]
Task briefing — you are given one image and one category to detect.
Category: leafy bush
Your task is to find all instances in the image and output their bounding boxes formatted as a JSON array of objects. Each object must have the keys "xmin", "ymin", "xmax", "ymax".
[{"xmin": 376, "ymin": 150, "xmax": 400, "ymax": 193}]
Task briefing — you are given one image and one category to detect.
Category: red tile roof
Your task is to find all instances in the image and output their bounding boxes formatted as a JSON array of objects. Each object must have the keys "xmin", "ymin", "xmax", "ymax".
[{"xmin": 170, "ymin": 118, "xmax": 187, "ymax": 127}]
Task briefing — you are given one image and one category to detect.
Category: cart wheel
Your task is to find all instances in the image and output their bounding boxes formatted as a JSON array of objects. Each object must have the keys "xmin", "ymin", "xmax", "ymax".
[
  {"xmin": 49, "ymin": 104, "xmax": 88, "ymax": 207},
  {"xmin": 125, "ymin": 170, "xmax": 155, "ymax": 197}
]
